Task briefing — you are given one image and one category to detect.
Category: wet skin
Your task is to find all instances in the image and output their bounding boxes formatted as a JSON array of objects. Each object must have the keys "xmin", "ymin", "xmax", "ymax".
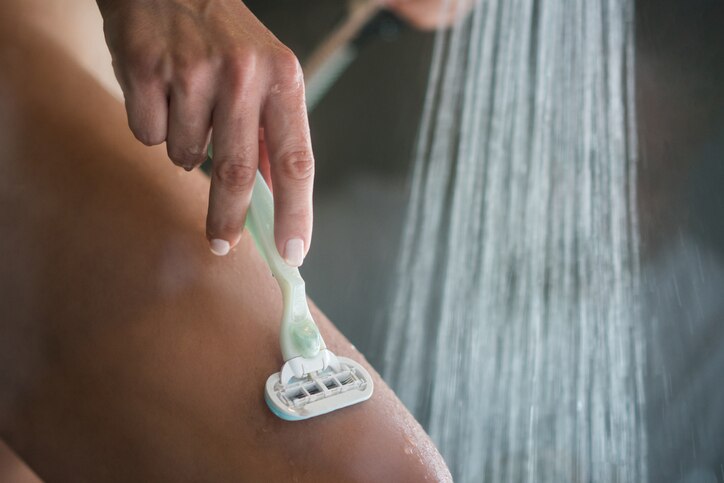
[{"xmin": 0, "ymin": 8, "xmax": 451, "ymax": 483}]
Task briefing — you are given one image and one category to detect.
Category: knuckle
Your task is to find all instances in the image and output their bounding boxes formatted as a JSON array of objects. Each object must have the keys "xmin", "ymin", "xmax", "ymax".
[
  {"xmin": 272, "ymin": 48, "xmax": 303, "ymax": 92},
  {"xmin": 128, "ymin": 113, "xmax": 164, "ymax": 146},
  {"xmin": 275, "ymin": 48, "xmax": 301, "ymax": 75},
  {"xmin": 217, "ymin": 221, "xmax": 244, "ymax": 236},
  {"xmin": 174, "ymin": 70, "xmax": 203, "ymax": 95},
  {"xmin": 169, "ymin": 144, "xmax": 206, "ymax": 167},
  {"xmin": 172, "ymin": 55, "xmax": 210, "ymax": 94},
  {"xmin": 171, "ymin": 51, "xmax": 197, "ymax": 73},
  {"xmin": 214, "ymin": 158, "xmax": 256, "ymax": 192},
  {"xmin": 223, "ymin": 49, "xmax": 258, "ymax": 90},
  {"xmin": 278, "ymin": 150, "xmax": 314, "ymax": 182},
  {"xmin": 127, "ymin": 48, "xmax": 165, "ymax": 82},
  {"xmin": 131, "ymin": 126, "xmax": 163, "ymax": 146}
]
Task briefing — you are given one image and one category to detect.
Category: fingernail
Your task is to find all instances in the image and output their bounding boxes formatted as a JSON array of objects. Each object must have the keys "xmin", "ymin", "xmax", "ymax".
[
  {"xmin": 209, "ymin": 239, "xmax": 230, "ymax": 256},
  {"xmin": 283, "ymin": 238, "xmax": 305, "ymax": 267}
]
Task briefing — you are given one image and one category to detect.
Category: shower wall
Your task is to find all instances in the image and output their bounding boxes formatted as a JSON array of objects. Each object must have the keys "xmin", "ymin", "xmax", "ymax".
[{"xmin": 251, "ymin": 1, "xmax": 724, "ymax": 481}]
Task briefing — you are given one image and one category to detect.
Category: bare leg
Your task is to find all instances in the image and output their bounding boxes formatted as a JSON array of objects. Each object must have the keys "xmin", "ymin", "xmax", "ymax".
[
  {"xmin": 0, "ymin": 5, "xmax": 450, "ymax": 483},
  {"xmin": 6, "ymin": 0, "xmax": 122, "ymax": 100},
  {"xmin": 0, "ymin": 441, "xmax": 41, "ymax": 483}
]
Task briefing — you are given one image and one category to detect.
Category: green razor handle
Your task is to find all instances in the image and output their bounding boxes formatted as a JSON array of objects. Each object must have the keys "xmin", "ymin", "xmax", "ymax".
[{"xmin": 245, "ymin": 172, "xmax": 324, "ymax": 360}]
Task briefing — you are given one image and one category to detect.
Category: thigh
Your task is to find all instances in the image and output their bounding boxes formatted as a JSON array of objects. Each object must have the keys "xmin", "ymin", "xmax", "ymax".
[
  {"xmin": 5, "ymin": 0, "xmax": 122, "ymax": 99},
  {"xmin": 0, "ymin": 10, "xmax": 450, "ymax": 483},
  {"xmin": 0, "ymin": 441, "xmax": 41, "ymax": 483}
]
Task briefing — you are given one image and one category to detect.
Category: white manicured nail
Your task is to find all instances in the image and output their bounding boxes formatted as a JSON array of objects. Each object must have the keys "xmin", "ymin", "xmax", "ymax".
[
  {"xmin": 283, "ymin": 238, "xmax": 305, "ymax": 267},
  {"xmin": 209, "ymin": 239, "xmax": 230, "ymax": 256}
]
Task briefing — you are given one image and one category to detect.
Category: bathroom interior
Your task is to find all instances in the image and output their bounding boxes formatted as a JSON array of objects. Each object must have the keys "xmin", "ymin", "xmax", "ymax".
[{"xmin": 0, "ymin": 0, "xmax": 723, "ymax": 481}]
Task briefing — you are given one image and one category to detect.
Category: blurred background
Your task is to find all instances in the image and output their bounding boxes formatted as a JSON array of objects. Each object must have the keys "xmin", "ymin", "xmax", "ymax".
[
  {"xmin": 244, "ymin": 0, "xmax": 436, "ymax": 355},
  {"xmin": 636, "ymin": 1, "xmax": 724, "ymax": 481},
  {"xmin": 247, "ymin": 1, "xmax": 724, "ymax": 481}
]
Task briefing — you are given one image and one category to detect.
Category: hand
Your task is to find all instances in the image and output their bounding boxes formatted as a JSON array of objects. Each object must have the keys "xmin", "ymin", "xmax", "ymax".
[
  {"xmin": 383, "ymin": 0, "xmax": 476, "ymax": 30},
  {"xmin": 96, "ymin": 0, "xmax": 314, "ymax": 265}
]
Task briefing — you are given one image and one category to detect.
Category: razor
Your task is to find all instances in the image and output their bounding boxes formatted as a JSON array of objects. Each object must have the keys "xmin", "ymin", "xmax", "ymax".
[
  {"xmin": 246, "ymin": 172, "xmax": 374, "ymax": 421},
  {"xmin": 203, "ymin": 1, "xmax": 384, "ymax": 417}
]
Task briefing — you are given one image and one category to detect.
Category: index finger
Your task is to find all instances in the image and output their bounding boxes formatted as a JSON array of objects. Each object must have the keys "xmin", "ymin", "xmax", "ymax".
[{"xmin": 262, "ymin": 52, "xmax": 314, "ymax": 267}]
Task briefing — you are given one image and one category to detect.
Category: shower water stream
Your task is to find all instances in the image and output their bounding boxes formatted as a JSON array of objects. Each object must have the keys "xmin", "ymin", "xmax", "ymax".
[{"xmin": 380, "ymin": 0, "xmax": 646, "ymax": 481}]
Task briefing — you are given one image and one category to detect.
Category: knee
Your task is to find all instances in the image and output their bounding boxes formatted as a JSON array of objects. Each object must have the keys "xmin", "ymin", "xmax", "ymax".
[{"xmin": 289, "ymin": 382, "xmax": 452, "ymax": 482}]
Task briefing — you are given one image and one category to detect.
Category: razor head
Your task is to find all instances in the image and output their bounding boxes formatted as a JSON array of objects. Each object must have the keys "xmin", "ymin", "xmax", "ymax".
[{"xmin": 265, "ymin": 356, "xmax": 374, "ymax": 421}]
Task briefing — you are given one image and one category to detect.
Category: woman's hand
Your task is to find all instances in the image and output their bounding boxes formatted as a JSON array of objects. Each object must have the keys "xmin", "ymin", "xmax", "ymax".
[
  {"xmin": 96, "ymin": 0, "xmax": 313, "ymax": 265},
  {"xmin": 384, "ymin": 0, "xmax": 476, "ymax": 30}
]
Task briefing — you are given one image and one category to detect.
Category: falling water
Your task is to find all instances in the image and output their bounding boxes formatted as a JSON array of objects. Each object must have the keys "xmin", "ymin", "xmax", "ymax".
[{"xmin": 380, "ymin": 0, "xmax": 646, "ymax": 481}]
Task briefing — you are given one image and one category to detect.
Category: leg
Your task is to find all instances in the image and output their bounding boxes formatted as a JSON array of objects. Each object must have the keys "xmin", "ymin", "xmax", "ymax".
[
  {"xmin": 0, "ymin": 7, "xmax": 450, "ymax": 483},
  {"xmin": 0, "ymin": 441, "xmax": 41, "ymax": 483},
  {"xmin": 5, "ymin": 0, "xmax": 123, "ymax": 100}
]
